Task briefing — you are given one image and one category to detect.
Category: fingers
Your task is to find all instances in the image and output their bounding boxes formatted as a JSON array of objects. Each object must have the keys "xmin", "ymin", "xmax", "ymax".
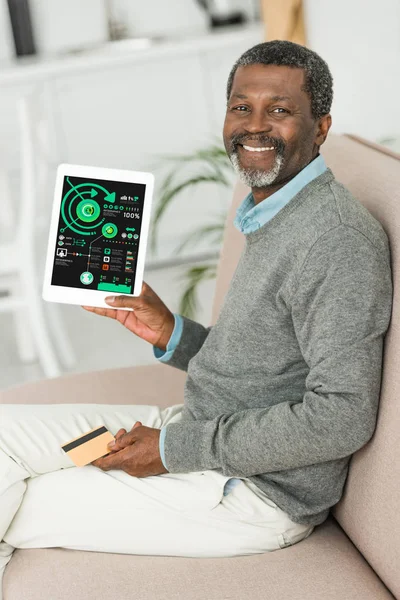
[
  {"xmin": 104, "ymin": 281, "xmax": 152, "ymax": 310},
  {"xmin": 83, "ymin": 281, "xmax": 152, "ymax": 314},
  {"xmin": 107, "ymin": 428, "xmax": 127, "ymax": 453},
  {"xmin": 93, "ymin": 445, "xmax": 132, "ymax": 470},
  {"xmin": 104, "ymin": 295, "xmax": 138, "ymax": 310},
  {"xmin": 81, "ymin": 306, "xmax": 118, "ymax": 319},
  {"xmin": 107, "ymin": 422, "xmax": 142, "ymax": 452}
]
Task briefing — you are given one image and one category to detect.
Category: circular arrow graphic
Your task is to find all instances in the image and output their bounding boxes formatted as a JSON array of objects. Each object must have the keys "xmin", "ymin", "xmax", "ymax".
[{"xmin": 60, "ymin": 178, "xmax": 116, "ymax": 235}]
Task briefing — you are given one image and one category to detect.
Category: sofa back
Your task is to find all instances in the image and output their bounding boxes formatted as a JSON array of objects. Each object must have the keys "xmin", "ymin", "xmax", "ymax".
[{"xmin": 211, "ymin": 134, "xmax": 399, "ymax": 598}]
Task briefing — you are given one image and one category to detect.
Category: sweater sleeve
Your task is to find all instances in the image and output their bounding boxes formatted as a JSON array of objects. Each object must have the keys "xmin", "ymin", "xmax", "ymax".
[
  {"xmin": 162, "ymin": 225, "xmax": 393, "ymax": 475},
  {"xmin": 154, "ymin": 315, "xmax": 213, "ymax": 373}
]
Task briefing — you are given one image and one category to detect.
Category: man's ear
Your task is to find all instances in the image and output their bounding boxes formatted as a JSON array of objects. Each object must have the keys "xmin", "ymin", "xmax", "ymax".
[{"xmin": 315, "ymin": 114, "xmax": 332, "ymax": 146}]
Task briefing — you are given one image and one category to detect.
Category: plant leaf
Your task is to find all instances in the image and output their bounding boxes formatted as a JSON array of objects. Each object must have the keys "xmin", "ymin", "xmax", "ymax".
[
  {"xmin": 148, "ymin": 167, "xmax": 176, "ymax": 254},
  {"xmin": 174, "ymin": 220, "xmax": 225, "ymax": 254},
  {"xmin": 150, "ymin": 172, "xmax": 228, "ymax": 255},
  {"xmin": 146, "ymin": 142, "xmax": 230, "ymax": 316},
  {"xmin": 151, "ymin": 144, "xmax": 233, "ymax": 189},
  {"xmin": 158, "ymin": 145, "xmax": 231, "ymax": 166}
]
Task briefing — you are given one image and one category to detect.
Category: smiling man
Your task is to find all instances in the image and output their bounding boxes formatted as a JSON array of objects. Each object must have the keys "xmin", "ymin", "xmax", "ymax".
[
  {"xmin": 149, "ymin": 41, "xmax": 391, "ymax": 514},
  {"xmin": 0, "ymin": 41, "xmax": 393, "ymax": 588},
  {"xmin": 223, "ymin": 43, "xmax": 331, "ymax": 202}
]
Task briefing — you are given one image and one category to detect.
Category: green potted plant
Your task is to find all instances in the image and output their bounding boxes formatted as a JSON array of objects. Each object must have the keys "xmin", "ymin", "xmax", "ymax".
[{"xmin": 149, "ymin": 141, "xmax": 234, "ymax": 320}]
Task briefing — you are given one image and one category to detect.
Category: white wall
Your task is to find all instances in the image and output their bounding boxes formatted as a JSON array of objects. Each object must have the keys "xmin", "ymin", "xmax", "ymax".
[
  {"xmin": 304, "ymin": 0, "xmax": 400, "ymax": 141},
  {"xmin": 0, "ymin": 1, "xmax": 14, "ymax": 62}
]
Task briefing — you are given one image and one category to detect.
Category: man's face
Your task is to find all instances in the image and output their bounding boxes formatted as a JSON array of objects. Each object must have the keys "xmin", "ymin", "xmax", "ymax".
[{"xmin": 223, "ymin": 64, "xmax": 327, "ymax": 194}]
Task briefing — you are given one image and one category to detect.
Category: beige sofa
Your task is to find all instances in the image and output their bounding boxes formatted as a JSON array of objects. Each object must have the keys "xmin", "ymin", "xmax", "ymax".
[{"xmin": 1, "ymin": 133, "xmax": 399, "ymax": 599}]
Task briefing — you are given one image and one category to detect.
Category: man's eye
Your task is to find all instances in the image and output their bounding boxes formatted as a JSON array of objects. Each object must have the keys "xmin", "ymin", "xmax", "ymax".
[
  {"xmin": 272, "ymin": 108, "xmax": 289, "ymax": 113},
  {"xmin": 232, "ymin": 105, "xmax": 248, "ymax": 111}
]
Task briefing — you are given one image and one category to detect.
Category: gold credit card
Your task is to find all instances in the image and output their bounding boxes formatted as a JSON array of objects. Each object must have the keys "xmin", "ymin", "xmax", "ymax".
[{"xmin": 61, "ymin": 425, "xmax": 116, "ymax": 467}]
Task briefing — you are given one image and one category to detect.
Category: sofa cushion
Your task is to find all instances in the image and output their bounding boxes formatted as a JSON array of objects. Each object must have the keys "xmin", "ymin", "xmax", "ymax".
[
  {"xmin": 3, "ymin": 517, "xmax": 394, "ymax": 600},
  {"xmin": 0, "ymin": 363, "xmax": 186, "ymax": 409}
]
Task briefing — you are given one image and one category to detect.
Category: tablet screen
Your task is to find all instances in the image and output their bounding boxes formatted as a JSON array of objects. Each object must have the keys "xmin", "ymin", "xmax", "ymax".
[{"xmin": 51, "ymin": 175, "xmax": 146, "ymax": 295}]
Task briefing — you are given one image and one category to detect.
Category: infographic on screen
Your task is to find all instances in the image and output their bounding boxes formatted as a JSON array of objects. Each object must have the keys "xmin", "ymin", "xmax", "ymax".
[{"xmin": 51, "ymin": 175, "xmax": 146, "ymax": 294}]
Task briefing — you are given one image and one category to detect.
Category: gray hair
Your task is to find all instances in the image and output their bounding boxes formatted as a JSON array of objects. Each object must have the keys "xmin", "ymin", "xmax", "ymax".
[{"xmin": 226, "ymin": 40, "xmax": 333, "ymax": 120}]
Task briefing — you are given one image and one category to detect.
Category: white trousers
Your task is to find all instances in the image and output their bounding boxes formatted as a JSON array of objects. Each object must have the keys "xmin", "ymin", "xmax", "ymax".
[{"xmin": 0, "ymin": 402, "xmax": 314, "ymax": 597}]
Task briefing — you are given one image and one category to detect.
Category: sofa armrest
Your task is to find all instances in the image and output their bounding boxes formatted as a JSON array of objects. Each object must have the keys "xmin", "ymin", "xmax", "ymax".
[{"xmin": 0, "ymin": 363, "xmax": 187, "ymax": 410}]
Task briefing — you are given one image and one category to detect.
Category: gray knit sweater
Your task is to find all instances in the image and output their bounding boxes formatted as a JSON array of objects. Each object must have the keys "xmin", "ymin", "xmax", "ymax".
[{"xmin": 162, "ymin": 168, "xmax": 393, "ymax": 526}]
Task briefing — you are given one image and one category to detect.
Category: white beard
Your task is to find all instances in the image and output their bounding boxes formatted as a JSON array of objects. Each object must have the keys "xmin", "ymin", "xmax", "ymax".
[{"xmin": 229, "ymin": 152, "xmax": 284, "ymax": 188}]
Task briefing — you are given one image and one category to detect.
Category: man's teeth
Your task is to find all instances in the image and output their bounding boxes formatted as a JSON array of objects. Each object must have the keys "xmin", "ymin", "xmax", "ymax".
[{"xmin": 242, "ymin": 145, "xmax": 274, "ymax": 152}]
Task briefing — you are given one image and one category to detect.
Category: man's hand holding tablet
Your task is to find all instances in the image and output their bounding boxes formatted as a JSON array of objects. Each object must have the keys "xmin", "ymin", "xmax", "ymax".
[{"xmin": 82, "ymin": 280, "xmax": 175, "ymax": 351}]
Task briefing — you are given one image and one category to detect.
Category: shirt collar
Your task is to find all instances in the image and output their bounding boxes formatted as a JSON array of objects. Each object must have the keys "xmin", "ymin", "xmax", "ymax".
[{"xmin": 234, "ymin": 154, "xmax": 327, "ymax": 233}]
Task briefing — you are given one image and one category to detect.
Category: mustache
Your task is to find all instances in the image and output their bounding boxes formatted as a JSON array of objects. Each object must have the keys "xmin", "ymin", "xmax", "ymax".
[{"xmin": 228, "ymin": 133, "xmax": 285, "ymax": 155}]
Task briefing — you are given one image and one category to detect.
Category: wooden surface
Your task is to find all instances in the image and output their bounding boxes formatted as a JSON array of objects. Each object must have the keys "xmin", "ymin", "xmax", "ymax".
[{"xmin": 260, "ymin": 0, "xmax": 306, "ymax": 45}]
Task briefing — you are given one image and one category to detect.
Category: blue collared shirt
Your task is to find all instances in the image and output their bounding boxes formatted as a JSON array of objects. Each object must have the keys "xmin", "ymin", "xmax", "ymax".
[
  {"xmin": 233, "ymin": 153, "xmax": 327, "ymax": 233},
  {"xmin": 154, "ymin": 154, "xmax": 327, "ymax": 494}
]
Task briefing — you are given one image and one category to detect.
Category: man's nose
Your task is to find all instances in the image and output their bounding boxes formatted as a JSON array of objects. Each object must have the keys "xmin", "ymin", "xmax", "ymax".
[{"xmin": 244, "ymin": 110, "xmax": 273, "ymax": 135}]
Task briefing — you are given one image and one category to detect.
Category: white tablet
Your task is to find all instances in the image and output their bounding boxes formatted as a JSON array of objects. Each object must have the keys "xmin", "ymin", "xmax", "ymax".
[{"xmin": 42, "ymin": 163, "xmax": 154, "ymax": 309}]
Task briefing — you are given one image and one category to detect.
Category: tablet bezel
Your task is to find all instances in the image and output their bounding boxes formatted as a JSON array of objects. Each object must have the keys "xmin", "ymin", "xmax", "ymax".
[{"xmin": 42, "ymin": 163, "xmax": 154, "ymax": 309}]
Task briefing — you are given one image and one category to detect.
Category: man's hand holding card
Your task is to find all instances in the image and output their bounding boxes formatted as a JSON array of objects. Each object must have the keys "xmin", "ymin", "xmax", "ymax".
[
  {"xmin": 61, "ymin": 421, "xmax": 168, "ymax": 477},
  {"xmin": 91, "ymin": 421, "xmax": 168, "ymax": 477}
]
